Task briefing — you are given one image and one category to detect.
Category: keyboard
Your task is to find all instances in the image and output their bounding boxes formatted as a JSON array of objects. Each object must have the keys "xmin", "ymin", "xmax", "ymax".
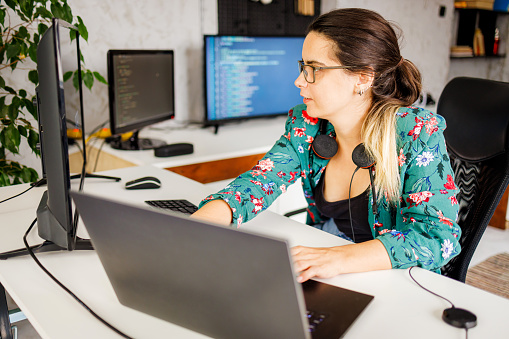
[
  {"xmin": 306, "ymin": 310, "xmax": 328, "ymax": 333},
  {"xmin": 145, "ymin": 199, "xmax": 198, "ymax": 215}
]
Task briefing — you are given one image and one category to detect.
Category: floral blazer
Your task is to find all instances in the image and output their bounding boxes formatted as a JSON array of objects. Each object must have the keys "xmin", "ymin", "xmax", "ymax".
[{"xmin": 200, "ymin": 104, "xmax": 461, "ymax": 272}]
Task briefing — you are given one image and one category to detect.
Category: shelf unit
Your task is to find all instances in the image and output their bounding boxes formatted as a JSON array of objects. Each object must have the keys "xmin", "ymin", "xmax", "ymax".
[{"xmin": 453, "ymin": 8, "xmax": 508, "ymax": 58}]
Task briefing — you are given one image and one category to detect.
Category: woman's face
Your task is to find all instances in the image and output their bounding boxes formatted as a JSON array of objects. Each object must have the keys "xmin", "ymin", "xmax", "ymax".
[{"xmin": 295, "ymin": 31, "xmax": 360, "ymax": 120}]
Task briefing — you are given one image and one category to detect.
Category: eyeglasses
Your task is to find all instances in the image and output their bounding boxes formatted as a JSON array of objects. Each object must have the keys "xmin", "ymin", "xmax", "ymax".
[{"xmin": 298, "ymin": 60, "xmax": 352, "ymax": 84}]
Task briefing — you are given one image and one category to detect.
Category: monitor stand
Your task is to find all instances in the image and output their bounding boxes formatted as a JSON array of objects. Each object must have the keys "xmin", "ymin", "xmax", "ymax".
[
  {"xmin": 110, "ymin": 130, "xmax": 166, "ymax": 150},
  {"xmin": 0, "ymin": 238, "xmax": 93, "ymax": 260}
]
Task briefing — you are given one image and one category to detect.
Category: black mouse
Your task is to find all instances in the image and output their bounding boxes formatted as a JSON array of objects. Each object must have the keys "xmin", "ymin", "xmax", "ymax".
[{"xmin": 125, "ymin": 176, "xmax": 161, "ymax": 190}]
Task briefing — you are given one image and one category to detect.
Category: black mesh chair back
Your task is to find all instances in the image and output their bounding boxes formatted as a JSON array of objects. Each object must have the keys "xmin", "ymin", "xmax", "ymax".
[{"xmin": 437, "ymin": 76, "xmax": 509, "ymax": 282}]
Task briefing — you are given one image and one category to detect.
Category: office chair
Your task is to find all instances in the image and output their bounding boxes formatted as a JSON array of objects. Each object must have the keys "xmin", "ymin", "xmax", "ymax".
[{"xmin": 437, "ymin": 76, "xmax": 509, "ymax": 282}]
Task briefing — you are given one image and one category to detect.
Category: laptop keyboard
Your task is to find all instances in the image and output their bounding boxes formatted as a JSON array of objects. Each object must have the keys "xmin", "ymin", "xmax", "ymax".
[
  {"xmin": 145, "ymin": 199, "xmax": 199, "ymax": 214},
  {"xmin": 306, "ymin": 310, "xmax": 328, "ymax": 333}
]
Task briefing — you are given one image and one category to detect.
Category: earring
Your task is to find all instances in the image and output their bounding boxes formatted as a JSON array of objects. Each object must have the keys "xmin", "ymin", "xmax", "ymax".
[{"xmin": 357, "ymin": 85, "xmax": 372, "ymax": 96}]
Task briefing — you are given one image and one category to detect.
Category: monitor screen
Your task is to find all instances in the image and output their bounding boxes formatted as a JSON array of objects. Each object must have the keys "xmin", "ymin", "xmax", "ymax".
[
  {"xmin": 204, "ymin": 35, "xmax": 305, "ymax": 124},
  {"xmin": 35, "ymin": 18, "xmax": 82, "ymax": 250},
  {"xmin": 108, "ymin": 50, "xmax": 175, "ymax": 150}
]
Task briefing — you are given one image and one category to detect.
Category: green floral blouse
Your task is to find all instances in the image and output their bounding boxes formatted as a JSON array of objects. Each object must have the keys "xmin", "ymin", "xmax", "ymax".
[{"xmin": 200, "ymin": 104, "xmax": 461, "ymax": 273}]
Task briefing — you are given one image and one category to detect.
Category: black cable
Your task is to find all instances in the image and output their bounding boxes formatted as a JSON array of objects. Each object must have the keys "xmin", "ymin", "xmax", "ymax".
[
  {"xmin": 0, "ymin": 180, "xmax": 45, "ymax": 204},
  {"xmin": 348, "ymin": 167, "xmax": 361, "ymax": 243},
  {"xmin": 409, "ymin": 267, "xmax": 470, "ymax": 339},
  {"xmin": 408, "ymin": 266, "xmax": 455, "ymax": 308},
  {"xmin": 93, "ymin": 139, "xmax": 107, "ymax": 173},
  {"xmin": 23, "ymin": 218, "xmax": 133, "ymax": 339}
]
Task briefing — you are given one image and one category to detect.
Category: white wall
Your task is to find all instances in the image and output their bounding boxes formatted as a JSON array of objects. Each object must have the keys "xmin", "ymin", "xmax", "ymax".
[
  {"xmin": 333, "ymin": 0, "xmax": 455, "ymax": 105},
  {"xmin": 68, "ymin": 0, "xmax": 207, "ymax": 130}
]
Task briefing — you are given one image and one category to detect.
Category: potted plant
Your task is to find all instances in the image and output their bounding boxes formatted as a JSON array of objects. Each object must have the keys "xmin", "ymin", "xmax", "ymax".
[{"xmin": 0, "ymin": 0, "xmax": 106, "ymax": 186}]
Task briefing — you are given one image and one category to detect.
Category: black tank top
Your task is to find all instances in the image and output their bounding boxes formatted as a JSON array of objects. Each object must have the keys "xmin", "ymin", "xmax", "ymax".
[{"xmin": 314, "ymin": 172, "xmax": 373, "ymax": 243}]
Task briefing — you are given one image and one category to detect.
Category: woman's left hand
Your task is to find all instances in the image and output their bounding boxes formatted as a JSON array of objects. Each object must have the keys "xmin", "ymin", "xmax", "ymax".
[{"xmin": 291, "ymin": 245, "xmax": 344, "ymax": 283}]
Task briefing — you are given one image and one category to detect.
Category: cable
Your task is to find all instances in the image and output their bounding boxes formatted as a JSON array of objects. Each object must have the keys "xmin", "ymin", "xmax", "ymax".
[
  {"xmin": 408, "ymin": 266, "xmax": 455, "ymax": 308},
  {"xmin": 22, "ymin": 218, "xmax": 133, "ymax": 339},
  {"xmin": 0, "ymin": 180, "xmax": 45, "ymax": 204},
  {"xmin": 348, "ymin": 167, "xmax": 361, "ymax": 243},
  {"xmin": 93, "ymin": 139, "xmax": 107, "ymax": 173},
  {"xmin": 409, "ymin": 266, "xmax": 474, "ymax": 339}
]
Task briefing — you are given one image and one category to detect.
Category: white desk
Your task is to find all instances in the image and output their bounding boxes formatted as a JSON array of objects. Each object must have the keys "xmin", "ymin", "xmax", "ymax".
[
  {"xmin": 1, "ymin": 166, "xmax": 508, "ymax": 338},
  {"xmin": 71, "ymin": 117, "xmax": 288, "ymax": 184}
]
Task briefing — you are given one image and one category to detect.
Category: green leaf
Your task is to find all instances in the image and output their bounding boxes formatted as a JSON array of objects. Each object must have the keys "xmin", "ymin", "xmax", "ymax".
[
  {"xmin": 4, "ymin": 0, "xmax": 17, "ymax": 11},
  {"xmin": 18, "ymin": 125, "xmax": 27, "ymax": 137},
  {"xmin": 28, "ymin": 129, "xmax": 39, "ymax": 154},
  {"xmin": 0, "ymin": 8, "xmax": 6, "ymax": 27},
  {"xmin": 20, "ymin": 167, "xmax": 32, "ymax": 183},
  {"xmin": 8, "ymin": 97, "xmax": 21, "ymax": 121},
  {"xmin": 93, "ymin": 72, "xmax": 108, "ymax": 85},
  {"xmin": 0, "ymin": 76, "xmax": 4, "ymax": 89},
  {"xmin": 62, "ymin": 2, "xmax": 73, "ymax": 23},
  {"xmin": 3, "ymin": 124, "xmax": 21, "ymax": 153},
  {"xmin": 19, "ymin": 0, "xmax": 35, "ymax": 20},
  {"xmin": 76, "ymin": 16, "xmax": 88, "ymax": 41},
  {"xmin": 73, "ymin": 70, "xmax": 80, "ymax": 91},
  {"xmin": 28, "ymin": 70, "xmax": 38, "ymax": 85},
  {"xmin": 63, "ymin": 71, "xmax": 73, "ymax": 82},
  {"xmin": 6, "ymin": 43, "xmax": 21, "ymax": 60},
  {"xmin": 0, "ymin": 97, "xmax": 7, "ymax": 118},
  {"xmin": 4, "ymin": 86, "xmax": 16, "ymax": 95},
  {"xmin": 19, "ymin": 89, "xmax": 27, "ymax": 98},
  {"xmin": 29, "ymin": 167, "xmax": 39, "ymax": 182},
  {"xmin": 38, "ymin": 23, "xmax": 48, "ymax": 37},
  {"xmin": 18, "ymin": 26, "xmax": 29, "ymax": 40},
  {"xmin": 34, "ymin": 6, "xmax": 53, "ymax": 20},
  {"xmin": 28, "ymin": 42, "xmax": 37, "ymax": 63},
  {"xmin": 24, "ymin": 98, "xmax": 37, "ymax": 120},
  {"xmin": 83, "ymin": 70, "xmax": 94, "ymax": 90}
]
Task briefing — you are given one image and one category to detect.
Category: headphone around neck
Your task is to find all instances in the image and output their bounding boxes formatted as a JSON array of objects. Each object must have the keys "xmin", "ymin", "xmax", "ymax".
[{"xmin": 311, "ymin": 120, "xmax": 378, "ymax": 243}]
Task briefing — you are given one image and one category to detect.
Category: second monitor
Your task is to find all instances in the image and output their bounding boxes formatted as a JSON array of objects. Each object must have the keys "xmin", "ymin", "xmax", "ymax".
[
  {"xmin": 204, "ymin": 35, "xmax": 305, "ymax": 126},
  {"xmin": 108, "ymin": 49, "xmax": 175, "ymax": 150}
]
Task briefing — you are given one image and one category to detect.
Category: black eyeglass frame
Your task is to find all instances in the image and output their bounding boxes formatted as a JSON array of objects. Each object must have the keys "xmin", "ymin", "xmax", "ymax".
[{"xmin": 298, "ymin": 60, "xmax": 352, "ymax": 83}]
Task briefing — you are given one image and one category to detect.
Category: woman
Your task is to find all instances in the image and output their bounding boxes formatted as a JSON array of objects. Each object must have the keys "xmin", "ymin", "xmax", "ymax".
[{"xmin": 192, "ymin": 8, "xmax": 461, "ymax": 283}]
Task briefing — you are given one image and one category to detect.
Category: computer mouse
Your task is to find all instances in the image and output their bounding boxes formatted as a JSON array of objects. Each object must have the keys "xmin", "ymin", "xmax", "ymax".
[{"xmin": 125, "ymin": 176, "xmax": 161, "ymax": 190}]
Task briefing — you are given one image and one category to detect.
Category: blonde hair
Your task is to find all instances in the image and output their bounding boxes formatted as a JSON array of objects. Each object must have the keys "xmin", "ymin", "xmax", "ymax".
[{"xmin": 362, "ymin": 103, "xmax": 400, "ymax": 203}]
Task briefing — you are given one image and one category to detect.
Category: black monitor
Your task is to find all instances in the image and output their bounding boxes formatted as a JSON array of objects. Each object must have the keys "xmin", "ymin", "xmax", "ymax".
[
  {"xmin": 0, "ymin": 19, "xmax": 94, "ymax": 260},
  {"xmin": 107, "ymin": 50, "xmax": 175, "ymax": 150},
  {"xmin": 35, "ymin": 18, "xmax": 88, "ymax": 251},
  {"xmin": 204, "ymin": 35, "xmax": 305, "ymax": 126}
]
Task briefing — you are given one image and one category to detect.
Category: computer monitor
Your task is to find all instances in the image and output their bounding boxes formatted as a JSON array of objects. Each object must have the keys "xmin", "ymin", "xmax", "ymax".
[
  {"xmin": 204, "ymin": 35, "xmax": 305, "ymax": 126},
  {"xmin": 107, "ymin": 50, "xmax": 175, "ymax": 150},
  {"xmin": 0, "ymin": 18, "xmax": 93, "ymax": 260}
]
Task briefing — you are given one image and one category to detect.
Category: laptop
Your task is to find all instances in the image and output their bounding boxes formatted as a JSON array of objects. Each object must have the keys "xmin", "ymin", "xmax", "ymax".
[{"xmin": 71, "ymin": 191, "xmax": 373, "ymax": 339}]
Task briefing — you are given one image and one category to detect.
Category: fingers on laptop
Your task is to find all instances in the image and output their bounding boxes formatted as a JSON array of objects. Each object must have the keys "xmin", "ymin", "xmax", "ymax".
[{"xmin": 290, "ymin": 246, "xmax": 342, "ymax": 283}]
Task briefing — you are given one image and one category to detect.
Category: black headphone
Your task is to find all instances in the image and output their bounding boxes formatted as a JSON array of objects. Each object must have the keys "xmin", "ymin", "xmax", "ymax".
[{"xmin": 312, "ymin": 120, "xmax": 378, "ymax": 242}]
